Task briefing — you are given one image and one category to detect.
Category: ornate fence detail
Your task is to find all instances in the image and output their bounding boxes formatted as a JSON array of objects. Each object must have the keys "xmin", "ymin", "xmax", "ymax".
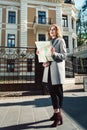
[
  {"xmin": 0, "ymin": 46, "xmax": 83, "ymax": 91},
  {"xmin": 0, "ymin": 46, "xmax": 35, "ymax": 85}
]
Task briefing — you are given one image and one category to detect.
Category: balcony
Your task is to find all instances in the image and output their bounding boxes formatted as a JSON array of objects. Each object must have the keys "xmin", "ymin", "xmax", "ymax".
[
  {"xmin": 63, "ymin": 27, "xmax": 69, "ymax": 32},
  {"xmin": 33, "ymin": 16, "xmax": 54, "ymax": 32},
  {"xmin": 73, "ymin": 44, "xmax": 87, "ymax": 58}
]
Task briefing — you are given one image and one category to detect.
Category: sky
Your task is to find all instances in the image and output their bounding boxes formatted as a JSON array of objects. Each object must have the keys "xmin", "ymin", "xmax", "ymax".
[
  {"xmin": 75, "ymin": 0, "xmax": 86, "ymax": 9},
  {"xmin": 75, "ymin": 0, "xmax": 87, "ymax": 22}
]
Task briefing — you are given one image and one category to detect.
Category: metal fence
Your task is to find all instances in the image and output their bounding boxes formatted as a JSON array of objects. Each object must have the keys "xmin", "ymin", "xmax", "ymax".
[
  {"xmin": 0, "ymin": 46, "xmax": 79, "ymax": 91},
  {"xmin": 0, "ymin": 46, "xmax": 37, "ymax": 91},
  {"xmin": 65, "ymin": 56, "xmax": 74, "ymax": 78}
]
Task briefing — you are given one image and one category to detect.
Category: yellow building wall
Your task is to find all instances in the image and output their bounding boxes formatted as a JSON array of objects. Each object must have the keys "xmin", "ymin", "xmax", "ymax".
[
  {"xmin": 2, "ymin": 30, "xmax": 5, "ymax": 46},
  {"xmin": 27, "ymin": 7, "xmax": 36, "ymax": 22},
  {"xmin": 48, "ymin": 10, "xmax": 56, "ymax": 24},
  {"xmin": 27, "ymin": 7, "xmax": 36, "ymax": 46},
  {"xmin": 1, "ymin": 8, "xmax": 6, "ymax": 46},
  {"xmin": 27, "ymin": 7, "xmax": 36, "ymax": 24},
  {"xmin": 27, "ymin": 29, "xmax": 36, "ymax": 46},
  {"xmin": 2, "ymin": 8, "xmax": 6, "ymax": 23}
]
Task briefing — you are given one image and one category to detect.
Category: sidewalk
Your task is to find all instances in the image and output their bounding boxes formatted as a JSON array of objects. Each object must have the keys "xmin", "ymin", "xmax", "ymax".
[{"xmin": 0, "ymin": 89, "xmax": 87, "ymax": 130}]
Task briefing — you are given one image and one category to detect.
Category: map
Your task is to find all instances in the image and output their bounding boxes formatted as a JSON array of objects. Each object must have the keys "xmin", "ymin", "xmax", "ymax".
[{"xmin": 35, "ymin": 41, "xmax": 54, "ymax": 62}]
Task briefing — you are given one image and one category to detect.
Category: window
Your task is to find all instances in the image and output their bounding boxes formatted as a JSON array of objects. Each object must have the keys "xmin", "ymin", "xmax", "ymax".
[
  {"xmin": 38, "ymin": 34, "xmax": 46, "ymax": 41},
  {"xmin": 27, "ymin": 59, "xmax": 32, "ymax": 72},
  {"xmin": 38, "ymin": 11, "xmax": 46, "ymax": 24},
  {"xmin": 7, "ymin": 34, "xmax": 15, "ymax": 47},
  {"xmin": 72, "ymin": 38, "xmax": 75, "ymax": 48},
  {"xmin": 72, "ymin": 18, "xmax": 74, "ymax": 29},
  {"xmin": 64, "ymin": 0, "xmax": 75, "ymax": 4},
  {"xmin": 8, "ymin": 11, "xmax": 16, "ymax": 23},
  {"xmin": 63, "ymin": 36, "xmax": 69, "ymax": 48},
  {"xmin": 62, "ymin": 15, "xmax": 68, "ymax": 27},
  {"xmin": 7, "ymin": 59, "xmax": 15, "ymax": 72}
]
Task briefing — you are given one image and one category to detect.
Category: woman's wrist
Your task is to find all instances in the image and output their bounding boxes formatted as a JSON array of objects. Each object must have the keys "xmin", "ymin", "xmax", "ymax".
[{"xmin": 42, "ymin": 62, "xmax": 50, "ymax": 67}]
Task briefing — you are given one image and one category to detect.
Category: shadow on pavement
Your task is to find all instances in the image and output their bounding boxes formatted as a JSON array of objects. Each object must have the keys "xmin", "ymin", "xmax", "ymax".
[
  {"xmin": 0, "ymin": 90, "xmax": 87, "ymax": 130},
  {"xmin": 0, "ymin": 96, "xmax": 51, "ymax": 107},
  {"xmin": 0, "ymin": 119, "xmax": 50, "ymax": 130},
  {"xmin": 63, "ymin": 94, "xmax": 87, "ymax": 130}
]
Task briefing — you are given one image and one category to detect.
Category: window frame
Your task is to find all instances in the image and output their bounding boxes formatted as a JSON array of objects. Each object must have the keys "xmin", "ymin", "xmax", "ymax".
[
  {"xmin": 27, "ymin": 59, "xmax": 32, "ymax": 72},
  {"xmin": 72, "ymin": 18, "xmax": 74, "ymax": 29},
  {"xmin": 63, "ymin": 36, "xmax": 69, "ymax": 48},
  {"xmin": 38, "ymin": 11, "xmax": 46, "ymax": 24},
  {"xmin": 8, "ymin": 11, "xmax": 16, "ymax": 24},
  {"xmin": 36, "ymin": 7, "xmax": 48, "ymax": 24},
  {"xmin": 7, "ymin": 59, "xmax": 15, "ymax": 72},
  {"xmin": 7, "ymin": 34, "xmax": 15, "ymax": 47},
  {"xmin": 62, "ymin": 15, "xmax": 68, "ymax": 27},
  {"xmin": 38, "ymin": 34, "xmax": 46, "ymax": 41},
  {"xmin": 72, "ymin": 38, "xmax": 75, "ymax": 48}
]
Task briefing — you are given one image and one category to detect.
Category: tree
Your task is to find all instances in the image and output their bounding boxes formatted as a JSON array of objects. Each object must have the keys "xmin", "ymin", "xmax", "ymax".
[
  {"xmin": 82, "ymin": 0, "xmax": 87, "ymax": 11},
  {"xmin": 76, "ymin": 1, "xmax": 87, "ymax": 46},
  {"xmin": 76, "ymin": 10, "xmax": 83, "ymax": 46}
]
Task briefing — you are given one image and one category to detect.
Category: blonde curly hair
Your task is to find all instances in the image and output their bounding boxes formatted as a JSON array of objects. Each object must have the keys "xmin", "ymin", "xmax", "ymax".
[{"xmin": 48, "ymin": 24, "xmax": 62, "ymax": 40}]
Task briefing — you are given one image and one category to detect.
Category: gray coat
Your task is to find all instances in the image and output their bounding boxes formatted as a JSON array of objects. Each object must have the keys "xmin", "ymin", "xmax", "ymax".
[{"xmin": 42, "ymin": 38, "xmax": 67, "ymax": 85}]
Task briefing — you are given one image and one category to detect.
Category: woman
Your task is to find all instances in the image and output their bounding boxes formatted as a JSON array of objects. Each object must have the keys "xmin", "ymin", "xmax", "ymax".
[{"xmin": 42, "ymin": 24, "xmax": 67, "ymax": 127}]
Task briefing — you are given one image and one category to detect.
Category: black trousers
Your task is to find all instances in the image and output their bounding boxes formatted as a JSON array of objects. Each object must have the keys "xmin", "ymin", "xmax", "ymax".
[{"xmin": 48, "ymin": 68, "xmax": 63, "ymax": 109}]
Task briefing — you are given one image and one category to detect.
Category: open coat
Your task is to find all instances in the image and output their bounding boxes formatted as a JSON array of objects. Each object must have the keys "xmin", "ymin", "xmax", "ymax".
[{"xmin": 42, "ymin": 38, "xmax": 67, "ymax": 85}]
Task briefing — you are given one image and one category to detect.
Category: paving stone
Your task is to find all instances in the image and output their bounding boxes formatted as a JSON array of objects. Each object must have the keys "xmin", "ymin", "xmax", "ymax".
[{"xmin": 0, "ymin": 93, "xmax": 87, "ymax": 130}]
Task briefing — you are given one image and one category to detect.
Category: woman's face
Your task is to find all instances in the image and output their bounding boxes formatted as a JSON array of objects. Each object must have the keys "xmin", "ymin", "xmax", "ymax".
[{"xmin": 49, "ymin": 26, "xmax": 57, "ymax": 39}]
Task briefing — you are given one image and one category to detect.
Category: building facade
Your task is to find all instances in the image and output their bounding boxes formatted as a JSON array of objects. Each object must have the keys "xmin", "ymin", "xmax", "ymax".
[
  {"xmin": 0, "ymin": 0, "xmax": 78, "ymax": 89},
  {"xmin": 0, "ymin": 0, "xmax": 77, "ymax": 53}
]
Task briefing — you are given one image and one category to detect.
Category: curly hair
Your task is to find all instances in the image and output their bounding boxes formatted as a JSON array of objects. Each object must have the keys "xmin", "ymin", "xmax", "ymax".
[{"xmin": 48, "ymin": 24, "xmax": 62, "ymax": 40}]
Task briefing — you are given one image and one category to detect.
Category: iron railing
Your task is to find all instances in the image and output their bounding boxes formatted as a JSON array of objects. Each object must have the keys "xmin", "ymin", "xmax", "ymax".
[
  {"xmin": 0, "ymin": 46, "xmax": 84, "ymax": 91},
  {"xmin": 33, "ymin": 16, "xmax": 54, "ymax": 25},
  {"xmin": 0, "ymin": 46, "xmax": 36, "ymax": 85},
  {"xmin": 0, "ymin": 46, "xmax": 77, "ymax": 83},
  {"xmin": 65, "ymin": 56, "xmax": 74, "ymax": 78},
  {"xmin": 73, "ymin": 44, "xmax": 87, "ymax": 55}
]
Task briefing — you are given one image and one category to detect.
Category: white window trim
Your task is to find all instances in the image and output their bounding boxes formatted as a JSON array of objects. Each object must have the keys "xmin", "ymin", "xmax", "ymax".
[
  {"xmin": 6, "ymin": 7, "xmax": 17, "ymax": 24},
  {"xmin": 6, "ymin": 31, "xmax": 17, "ymax": 47},
  {"xmin": 36, "ymin": 6, "xmax": 48, "ymax": 24},
  {"xmin": 37, "ymin": 31, "xmax": 48, "ymax": 41}
]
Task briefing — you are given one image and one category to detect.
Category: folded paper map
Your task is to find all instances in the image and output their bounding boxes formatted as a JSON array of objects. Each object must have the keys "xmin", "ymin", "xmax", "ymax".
[{"xmin": 35, "ymin": 41, "xmax": 53, "ymax": 62}]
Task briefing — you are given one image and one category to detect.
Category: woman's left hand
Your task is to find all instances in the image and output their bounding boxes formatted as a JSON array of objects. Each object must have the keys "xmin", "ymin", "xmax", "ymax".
[{"xmin": 51, "ymin": 47, "xmax": 55, "ymax": 56}]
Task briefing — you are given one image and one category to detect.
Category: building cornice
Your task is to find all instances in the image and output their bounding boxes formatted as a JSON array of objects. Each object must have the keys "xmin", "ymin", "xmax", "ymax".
[
  {"xmin": 0, "ymin": 0, "xmax": 64, "ymax": 3},
  {"xmin": 0, "ymin": 0, "xmax": 20, "ymax": 2},
  {"xmin": 62, "ymin": 3, "xmax": 77, "ymax": 12},
  {"xmin": 28, "ymin": 0, "xmax": 64, "ymax": 3},
  {"xmin": 0, "ymin": 0, "xmax": 20, "ymax": 7}
]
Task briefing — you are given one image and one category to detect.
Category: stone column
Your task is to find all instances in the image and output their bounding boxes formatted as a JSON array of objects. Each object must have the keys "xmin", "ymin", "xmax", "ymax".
[
  {"xmin": 56, "ymin": 5, "xmax": 62, "ymax": 29},
  {"xmin": 20, "ymin": 0, "xmax": 27, "ymax": 47},
  {"xmin": 68, "ymin": 14, "xmax": 72, "ymax": 32},
  {"xmin": 69, "ymin": 36, "xmax": 73, "ymax": 53}
]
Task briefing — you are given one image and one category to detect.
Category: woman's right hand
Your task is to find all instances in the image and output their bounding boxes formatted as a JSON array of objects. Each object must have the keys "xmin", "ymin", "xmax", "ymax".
[{"xmin": 42, "ymin": 62, "xmax": 50, "ymax": 67}]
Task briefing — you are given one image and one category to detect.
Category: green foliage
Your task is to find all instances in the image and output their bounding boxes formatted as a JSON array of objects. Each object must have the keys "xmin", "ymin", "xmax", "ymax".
[
  {"xmin": 77, "ymin": 33, "xmax": 87, "ymax": 46},
  {"xmin": 77, "ymin": 6, "xmax": 87, "ymax": 46}
]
